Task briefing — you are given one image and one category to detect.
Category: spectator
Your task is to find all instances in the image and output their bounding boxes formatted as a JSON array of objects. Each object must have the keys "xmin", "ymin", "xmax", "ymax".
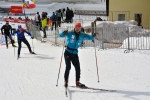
[
  {"xmin": 65, "ymin": 7, "xmax": 71, "ymax": 23},
  {"xmin": 70, "ymin": 8, "xmax": 74, "ymax": 23},
  {"xmin": 35, "ymin": 12, "xmax": 41, "ymax": 27},
  {"xmin": 42, "ymin": 16, "xmax": 48, "ymax": 38},
  {"xmin": 56, "ymin": 9, "xmax": 62, "ymax": 27},
  {"xmin": 50, "ymin": 12, "xmax": 57, "ymax": 31},
  {"xmin": 1, "ymin": 21, "xmax": 16, "ymax": 48}
]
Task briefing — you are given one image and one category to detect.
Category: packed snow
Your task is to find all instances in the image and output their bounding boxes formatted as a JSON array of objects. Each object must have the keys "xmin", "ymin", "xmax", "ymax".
[{"xmin": 0, "ymin": 1, "xmax": 150, "ymax": 100}]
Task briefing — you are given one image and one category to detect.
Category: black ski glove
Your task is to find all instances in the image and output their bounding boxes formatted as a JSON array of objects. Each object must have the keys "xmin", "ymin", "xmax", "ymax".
[
  {"xmin": 92, "ymin": 33, "xmax": 96, "ymax": 37},
  {"xmin": 31, "ymin": 37, "xmax": 34, "ymax": 39},
  {"xmin": 63, "ymin": 30, "xmax": 68, "ymax": 35},
  {"xmin": 92, "ymin": 40, "xmax": 94, "ymax": 43}
]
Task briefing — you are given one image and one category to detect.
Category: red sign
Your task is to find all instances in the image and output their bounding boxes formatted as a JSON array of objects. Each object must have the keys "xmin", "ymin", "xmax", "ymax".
[
  {"xmin": 10, "ymin": 6, "xmax": 23, "ymax": 14},
  {"xmin": 3, "ymin": 18, "xmax": 31, "ymax": 24}
]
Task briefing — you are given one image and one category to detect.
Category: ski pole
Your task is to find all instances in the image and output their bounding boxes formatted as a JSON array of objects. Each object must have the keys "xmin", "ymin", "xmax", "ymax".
[
  {"xmin": 14, "ymin": 35, "xmax": 15, "ymax": 56},
  {"xmin": 32, "ymin": 38, "xmax": 34, "ymax": 52},
  {"xmin": 56, "ymin": 40, "xmax": 66, "ymax": 87},
  {"xmin": 14, "ymin": 45, "xmax": 15, "ymax": 56},
  {"xmin": 93, "ymin": 39, "xmax": 100, "ymax": 82}
]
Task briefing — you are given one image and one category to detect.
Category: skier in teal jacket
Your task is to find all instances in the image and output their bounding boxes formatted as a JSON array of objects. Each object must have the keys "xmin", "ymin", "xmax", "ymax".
[{"xmin": 59, "ymin": 22, "xmax": 95, "ymax": 88}]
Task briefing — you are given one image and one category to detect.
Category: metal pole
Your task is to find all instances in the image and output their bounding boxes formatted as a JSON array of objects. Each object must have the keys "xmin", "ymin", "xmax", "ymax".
[
  {"xmin": 94, "ymin": 40, "xmax": 100, "ymax": 83},
  {"xmin": 56, "ymin": 40, "xmax": 65, "ymax": 86}
]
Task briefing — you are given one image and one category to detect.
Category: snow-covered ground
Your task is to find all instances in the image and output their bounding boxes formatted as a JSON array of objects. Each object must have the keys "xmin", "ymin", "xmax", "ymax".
[
  {"xmin": 0, "ymin": 2, "xmax": 150, "ymax": 100},
  {"xmin": 0, "ymin": 19, "xmax": 150, "ymax": 100},
  {"xmin": 0, "ymin": 33, "xmax": 150, "ymax": 100}
]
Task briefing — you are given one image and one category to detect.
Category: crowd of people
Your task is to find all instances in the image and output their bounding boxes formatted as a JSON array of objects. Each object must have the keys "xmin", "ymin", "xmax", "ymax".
[{"xmin": 34, "ymin": 7, "xmax": 74, "ymax": 38}]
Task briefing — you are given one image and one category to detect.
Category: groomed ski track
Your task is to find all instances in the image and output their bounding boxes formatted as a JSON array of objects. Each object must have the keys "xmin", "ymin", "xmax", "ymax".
[{"xmin": 0, "ymin": 35, "xmax": 150, "ymax": 100}]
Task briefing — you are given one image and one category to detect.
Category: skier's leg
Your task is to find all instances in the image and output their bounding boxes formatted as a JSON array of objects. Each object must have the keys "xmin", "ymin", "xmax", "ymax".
[
  {"xmin": 17, "ymin": 39, "xmax": 22, "ymax": 57},
  {"xmin": 8, "ymin": 34, "xmax": 16, "ymax": 47},
  {"xmin": 55, "ymin": 22, "xmax": 57, "ymax": 30},
  {"xmin": 43, "ymin": 27, "xmax": 47, "ymax": 38},
  {"xmin": 22, "ymin": 38, "xmax": 32, "ymax": 53},
  {"xmin": 72, "ymin": 54, "xmax": 80, "ymax": 82},
  {"xmin": 4, "ymin": 35, "xmax": 8, "ymax": 48},
  {"xmin": 51, "ymin": 22, "xmax": 54, "ymax": 30},
  {"xmin": 64, "ymin": 51, "xmax": 71, "ymax": 82},
  {"xmin": 72, "ymin": 55, "xmax": 86, "ymax": 87}
]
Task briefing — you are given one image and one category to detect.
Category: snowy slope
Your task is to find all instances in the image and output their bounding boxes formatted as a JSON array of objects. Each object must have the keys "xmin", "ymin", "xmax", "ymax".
[
  {"xmin": 0, "ymin": 2, "xmax": 150, "ymax": 100},
  {"xmin": 0, "ymin": 35, "xmax": 150, "ymax": 100}
]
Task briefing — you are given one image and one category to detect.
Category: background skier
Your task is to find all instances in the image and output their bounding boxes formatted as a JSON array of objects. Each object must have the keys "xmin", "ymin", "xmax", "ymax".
[
  {"xmin": 1, "ymin": 21, "xmax": 16, "ymax": 48},
  {"xmin": 12, "ymin": 25, "xmax": 35, "ymax": 59}
]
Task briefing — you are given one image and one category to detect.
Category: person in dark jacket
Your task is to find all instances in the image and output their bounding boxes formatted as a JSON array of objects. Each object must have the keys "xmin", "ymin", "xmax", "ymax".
[
  {"xmin": 137, "ymin": 14, "xmax": 142, "ymax": 26},
  {"xmin": 50, "ymin": 12, "xmax": 58, "ymax": 30},
  {"xmin": 65, "ymin": 7, "xmax": 71, "ymax": 23},
  {"xmin": 12, "ymin": 25, "xmax": 35, "ymax": 59},
  {"xmin": 59, "ymin": 22, "xmax": 95, "ymax": 88},
  {"xmin": 57, "ymin": 9, "xmax": 62, "ymax": 27},
  {"xmin": 35, "ymin": 12, "xmax": 41, "ymax": 27},
  {"xmin": 70, "ymin": 8, "xmax": 74, "ymax": 23},
  {"xmin": 1, "ymin": 21, "xmax": 16, "ymax": 48}
]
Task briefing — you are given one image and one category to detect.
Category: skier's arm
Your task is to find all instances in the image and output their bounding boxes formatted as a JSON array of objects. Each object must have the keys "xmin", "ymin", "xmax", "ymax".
[
  {"xmin": 11, "ymin": 29, "xmax": 18, "ymax": 36},
  {"xmin": 1, "ymin": 25, "xmax": 4, "ymax": 35},
  {"xmin": 10, "ymin": 25, "xmax": 13, "ymax": 34},
  {"xmin": 59, "ymin": 32, "xmax": 65, "ymax": 37},
  {"xmin": 59, "ymin": 30, "xmax": 68, "ymax": 37},
  {"xmin": 24, "ymin": 29, "xmax": 31, "ymax": 36},
  {"xmin": 83, "ymin": 33, "xmax": 94, "ymax": 40}
]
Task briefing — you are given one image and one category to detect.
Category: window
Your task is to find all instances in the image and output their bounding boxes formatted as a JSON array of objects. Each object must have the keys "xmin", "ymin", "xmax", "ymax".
[{"xmin": 118, "ymin": 14, "xmax": 125, "ymax": 21}]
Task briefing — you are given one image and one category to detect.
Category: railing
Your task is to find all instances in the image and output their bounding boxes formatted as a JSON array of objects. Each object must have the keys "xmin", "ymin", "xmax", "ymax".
[{"xmin": 27, "ymin": 21, "xmax": 150, "ymax": 52}]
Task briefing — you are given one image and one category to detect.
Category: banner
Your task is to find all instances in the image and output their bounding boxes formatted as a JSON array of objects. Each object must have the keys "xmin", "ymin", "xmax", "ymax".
[
  {"xmin": 10, "ymin": 6, "xmax": 23, "ymax": 14},
  {"xmin": 3, "ymin": 18, "xmax": 31, "ymax": 24}
]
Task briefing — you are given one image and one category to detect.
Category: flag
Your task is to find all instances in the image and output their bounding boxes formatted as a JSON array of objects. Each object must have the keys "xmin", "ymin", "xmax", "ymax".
[
  {"xmin": 22, "ymin": 0, "xmax": 36, "ymax": 9},
  {"xmin": 10, "ymin": 6, "xmax": 23, "ymax": 14}
]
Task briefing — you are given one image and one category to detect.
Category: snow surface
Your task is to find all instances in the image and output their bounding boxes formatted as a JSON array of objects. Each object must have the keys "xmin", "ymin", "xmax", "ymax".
[
  {"xmin": 0, "ymin": 30, "xmax": 150, "ymax": 100},
  {"xmin": 0, "ymin": 2, "xmax": 150, "ymax": 100}
]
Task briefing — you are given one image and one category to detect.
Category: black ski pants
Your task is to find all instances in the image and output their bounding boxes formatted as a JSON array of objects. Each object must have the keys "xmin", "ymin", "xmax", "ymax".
[
  {"xmin": 51, "ymin": 22, "xmax": 57, "ymax": 30},
  {"xmin": 64, "ymin": 50, "xmax": 80, "ymax": 82},
  {"xmin": 4, "ymin": 34, "xmax": 15, "ymax": 47},
  {"xmin": 43, "ymin": 26, "xmax": 47, "ymax": 37},
  {"xmin": 17, "ymin": 38, "xmax": 32, "ymax": 55}
]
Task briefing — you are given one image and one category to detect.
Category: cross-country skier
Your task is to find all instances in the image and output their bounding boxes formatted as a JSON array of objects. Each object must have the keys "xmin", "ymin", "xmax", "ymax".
[
  {"xmin": 11, "ymin": 25, "xmax": 35, "ymax": 59},
  {"xmin": 1, "ymin": 21, "xmax": 16, "ymax": 48},
  {"xmin": 59, "ymin": 22, "xmax": 95, "ymax": 88}
]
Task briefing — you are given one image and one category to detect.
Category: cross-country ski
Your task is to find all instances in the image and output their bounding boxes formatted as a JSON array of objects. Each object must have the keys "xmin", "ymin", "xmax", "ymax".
[{"xmin": 69, "ymin": 86, "xmax": 116, "ymax": 92}]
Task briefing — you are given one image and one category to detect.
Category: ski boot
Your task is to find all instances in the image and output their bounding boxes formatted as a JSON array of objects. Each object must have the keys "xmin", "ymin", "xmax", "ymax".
[
  {"xmin": 76, "ymin": 81, "xmax": 86, "ymax": 88},
  {"xmin": 17, "ymin": 54, "xmax": 20, "ymax": 59},
  {"xmin": 12, "ymin": 44, "xmax": 17, "ymax": 47},
  {"xmin": 30, "ymin": 51, "xmax": 36, "ymax": 54},
  {"xmin": 64, "ymin": 80, "xmax": 68, "ymax": 88},
  {"xmin": 43, "ymin": 35, "xmax": 47, "ymax": 38},
  {"xmin": 6, "ymin": 45, "xmax": 8, "ymax": 49}
]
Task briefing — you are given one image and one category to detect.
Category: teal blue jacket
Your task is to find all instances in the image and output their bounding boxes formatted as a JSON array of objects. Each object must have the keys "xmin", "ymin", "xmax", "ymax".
[{"xmin": 59, "ymin": 30, "xmax": 94, "ymax": 54}]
